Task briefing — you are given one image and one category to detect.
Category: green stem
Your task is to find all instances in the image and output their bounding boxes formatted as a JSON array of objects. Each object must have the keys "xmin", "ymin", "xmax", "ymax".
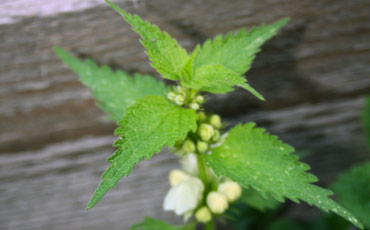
[
  {"xmin": 197, "ymin": 154, "xmax": 208, "ymax": 186},
  {"xmin": 205, "ymin": 220, "xmax": 215, "ymax": 230}
]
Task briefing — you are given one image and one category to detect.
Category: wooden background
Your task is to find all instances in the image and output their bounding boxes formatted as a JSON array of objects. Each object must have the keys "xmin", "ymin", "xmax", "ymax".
[{"xmin": 1, "ymin": 0, "xmax": 369, "ymax": 229}]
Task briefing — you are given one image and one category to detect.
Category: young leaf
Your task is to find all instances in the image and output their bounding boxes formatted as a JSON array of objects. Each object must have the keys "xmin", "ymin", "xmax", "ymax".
[
  {"xmin": 131, "ymin": 217, "xmax": 195, "ymax": 230},
  {"xmin": 331, "ymin": 162, "xmax": 370, "ymax": 228},
  {"xmin": 54, "ymin": 46, "xmax": 168, "ymax": 122},
  {"xmin": 363, "ymin": 95, "xmax": 370, "ymax": 148},
  {"xmin": 194, "ymin": 17, "xmax": 289, "ymax": 75},
  {"xmin": 106, "ymin": 0, "xmax": 189, "ymax": 81},
  {"xmin": 202, "ymin": 123, "xmax": 363, "ymax": 229},
  {"xmin": 181, "ymin": 64, "xmax": 264, "ymax": 100},
  {"xmin": 87, "ymin": 95, "xmax": 198, "ymax": 209}
]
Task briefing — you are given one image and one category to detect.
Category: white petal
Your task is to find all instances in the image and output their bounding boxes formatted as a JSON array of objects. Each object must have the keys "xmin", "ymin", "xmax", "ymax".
[{"xmin": 180, "ymin": 153, "xmax": 198, "ymax": 176}]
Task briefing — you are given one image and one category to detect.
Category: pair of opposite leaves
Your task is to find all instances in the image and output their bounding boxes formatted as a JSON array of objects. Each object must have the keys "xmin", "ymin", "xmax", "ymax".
[{"xmin": 54, "ymin": 1, "xmax": 363, "ymax": 228}]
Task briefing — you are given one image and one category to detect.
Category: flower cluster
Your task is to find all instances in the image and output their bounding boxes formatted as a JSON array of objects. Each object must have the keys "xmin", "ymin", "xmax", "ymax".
[
  {"xmin": 163, "ymin": 153, "xmax": 242, "ymax": 223},
  {"xmin": 165, "ymin": 88, "xmax": 242, "ymax": 224},
  {"xmin": 167, "ymin": 86, "xmax": 204, "ymax": 110}
]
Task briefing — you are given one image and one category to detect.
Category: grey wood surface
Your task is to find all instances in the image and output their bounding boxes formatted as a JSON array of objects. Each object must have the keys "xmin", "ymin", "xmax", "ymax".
[{"xmin": 1, "ymin": 0, "xmax": 369, "ymax": 229}]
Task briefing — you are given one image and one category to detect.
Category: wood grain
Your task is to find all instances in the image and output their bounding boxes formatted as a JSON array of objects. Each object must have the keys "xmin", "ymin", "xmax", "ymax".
[{"xmin": 0, "ymin": 0, "xmax": 369, "ymax": 229}]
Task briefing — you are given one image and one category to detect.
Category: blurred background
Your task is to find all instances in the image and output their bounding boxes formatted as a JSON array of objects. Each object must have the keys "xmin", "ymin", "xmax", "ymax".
[{"xmin": 0, "ymin": 0, "xmax": 369, "ymax": 229}]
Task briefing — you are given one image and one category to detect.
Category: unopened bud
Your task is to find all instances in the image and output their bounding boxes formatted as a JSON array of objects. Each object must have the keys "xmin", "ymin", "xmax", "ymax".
[
  {"xmin": 212, "ymin": 130, "xmax": 220, "ymax": 141},
  {"xmin": 176, "ymin": 86, "xmax": 186, "ymax": 95},
  {"xmin": 169, "ymin": 169, "xmax": 189, "ymax": 187},
  {"xmin": 190, "ymin": 103, "xmax": 200, "ymax": 110},
  {"xmin": 195, "ymin": 95, "xmax": 204, "ymax": 104},
  {"xmin": 182, "ymin": 139, "xmax": 196, "ymax": 153},
  {"xmin": 175, "ymin": 95, "xmax": 185, "ymax": 105},
  {"xmin": 197, "ymin": 141, "xmax": 208, "ymax": 153},
  {"xmin": 206, "ymin": 191, "xmax": 229, "ymax": 214},
  {"xmin": 167, "ymin": 92, "xmax": 177, "ymax": 101},
  {"xmin": 198, "ymin": 112, "xmax": 207, "ymax": 121},
  {"xmin": 218, "ymin": 181, "xmax": 242, "ymax": 202},
  {"xmin": 195, "ymin": 206, "xmax": 212, "ymax": 223},
  {"xmin": 199, "ymin": 124, "xmax": 214, "ymax": 141},
  {"xmin": 209, "ymin": 115, "xmax": 221, "ymax": 129}
]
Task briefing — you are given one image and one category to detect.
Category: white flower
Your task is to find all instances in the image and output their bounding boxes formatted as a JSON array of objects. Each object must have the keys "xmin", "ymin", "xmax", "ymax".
[
  {"xmin": 169, "ymin": 169, "xmax": 190, "ymax": 187},
  {"xmin": 180, "ymin": 153, "xmax": 198, "ymax": 176},
  {"xmin": 163, "ymin": 175, "xmax": 204, "ymax": 215}
]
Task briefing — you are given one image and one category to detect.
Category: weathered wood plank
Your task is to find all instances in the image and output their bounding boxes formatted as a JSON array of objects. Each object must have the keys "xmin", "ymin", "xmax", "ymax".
[{"xmin": 0, "ymin": 0, "xmax": 369, "ymax": 229}]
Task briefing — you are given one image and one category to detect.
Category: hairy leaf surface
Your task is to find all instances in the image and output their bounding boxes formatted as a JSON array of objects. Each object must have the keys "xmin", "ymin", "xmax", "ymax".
[
  {"xmin": 242, "ymin": 187, "xmax": 279, "ymax": 212},
  {"xmin": 107, "ymin": 0, "xmax": 189, "ymax": 80},
  {"xmin": 87, "ymin": 96, "xmax": 198, "ymax": 208},
  {"xmin": 181, "ymin": 64, "xmax": 264, "ymax": 100},
  {"xmin": 331, "ymin": 162, "xmax": 370, "ymax": 228},
  {"xmin": 202, "ymin": 123, "xmax": 362, "ymax": 228},
  {"xmin": 131, "ymin": 217, "xmax": 195, "ymax": 230},
  {"xmin": 54, "ymin": 46, "xmax": 168, "ymax": 122},
  {"xmin": 194, "ymin": 18, "xmax": 289, "ymax": 76}
]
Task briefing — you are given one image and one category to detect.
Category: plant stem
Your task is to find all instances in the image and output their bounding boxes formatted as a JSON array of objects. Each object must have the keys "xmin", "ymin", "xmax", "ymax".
[
  {"xmin": 197, "ymin": 154, "xmax": 208, "ymax": 186},
  {"xmin": 205, "ymin": 220, "xmax": 215, "ymax": 230}
]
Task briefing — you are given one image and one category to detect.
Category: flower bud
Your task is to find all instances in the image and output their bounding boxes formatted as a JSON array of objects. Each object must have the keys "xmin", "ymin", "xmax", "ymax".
[
  {"xmin": 195, "ymin": 95, "xmax": 204, "ymax": 104},
  {"xmin": 197, "ymin": 141, "xmax": 208, "ymax": 153},
  {"xmin": 206, "ymin": 191, "xmax": 229, "ymax": 214},
  {"xmin": 198, "ymin": 112, "xmax": 207, "ymax": 121},
  {"xmin": 175, "ymin": 95, "xmax": 185, "ymax": 105},
  {"xmin": 212, "ymin": 130, "xmax": 220, "ymax": 141},
  {"xmin": 199, "ymin": 124, "xmax": 214, "ymax": 141},
  {"xmin": 182, "ymin": 139, "xmax": 196, "ymax": 153},
  {"xmin": 209, "ymin": 114, "xmax": 221, "ymax": 129},
  {"xmin": 189, "ymin": 103, "xmax": 200, "ymax": 110},
  {"xmin": 169, "ymin": 169, "xmax": 189, "ymax": 187},
  {"xmin": 176, "ymin": 86, "xmax": 186, "ymax": 95},
  {"xmin": 218, "ymin": 181, "xmax": 242, "ymax": 202},
  {"xmin": 195, "ymin": 206, "xmax": 212, "ymax": 223},
  {"xmin": 167, "ymin": 92, "xmax": 177, "ymax": 101}
]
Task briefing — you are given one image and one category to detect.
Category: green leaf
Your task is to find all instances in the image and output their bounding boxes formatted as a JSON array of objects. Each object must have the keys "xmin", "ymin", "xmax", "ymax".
[
  {"xmin": 181, "ymin": 64, "xmax": 264, "ymax": 100},
  {"xmin": 241, "ymin": 187, "xmax": 279, "ymax": 212},
  {"xmin": 363, "ymin": 95, "xmax": 370, "ymax": 148},
  {"xmin": 194, "ymin": 18, "xmax": 289, "ymax": 75},
  {"xmin": 131, "ymin": 217, "xmax": 195, "ymax": 230},
  {"xmin": 331, "ymin": 162, "xmax": 370, "ymax": 228},
  {"xmin": 202, "ymin": 123, "xmax": 363, "ymax": 229},
  {"xmin": 87, "ymin": 95, "xmax": 198, "ymax": 209},
  {"xmin": 106, "ymin": 0, "xmax": 189, "ymax": 80},
  {"xmin": 54, "ymin": 46, "xmax": 168, "ymax": 122}
]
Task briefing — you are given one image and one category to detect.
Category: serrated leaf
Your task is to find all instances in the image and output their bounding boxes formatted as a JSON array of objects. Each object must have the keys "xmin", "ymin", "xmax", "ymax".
[
  {"xmin": 194, "ymin": 18, "xmax": 289, "ymax": 75},
  {"xmin": 106, "ymin": 0, "xmax": 189, "ymax": 80},
  {"xmin": 181, "ymin": 64, "xmax": 264, "ymax": 100},
  {"xmin": 242, "ymin": 187, "xmax": 279, "ymax": 212},
  {"xmin": 363, "ymin": 95, "xmax": 370, "ymax": 148},
  {"xmin": 131, "ymin": 217, "xmax": 195, "ymax": 230},
  {"xmin": 87, "ymin": 95, "xmax": 198, "ymax": 209},
  {"xmin": 202, "ymin": 123, "xmax": 363, "ymax": 229},
  {"xmin": 331, "ymin": 162, "xmax": 370, "ymax": 228},
  {"xmin": 54, "ymin": 46, "xmax": 168, "ymax": 122}
]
